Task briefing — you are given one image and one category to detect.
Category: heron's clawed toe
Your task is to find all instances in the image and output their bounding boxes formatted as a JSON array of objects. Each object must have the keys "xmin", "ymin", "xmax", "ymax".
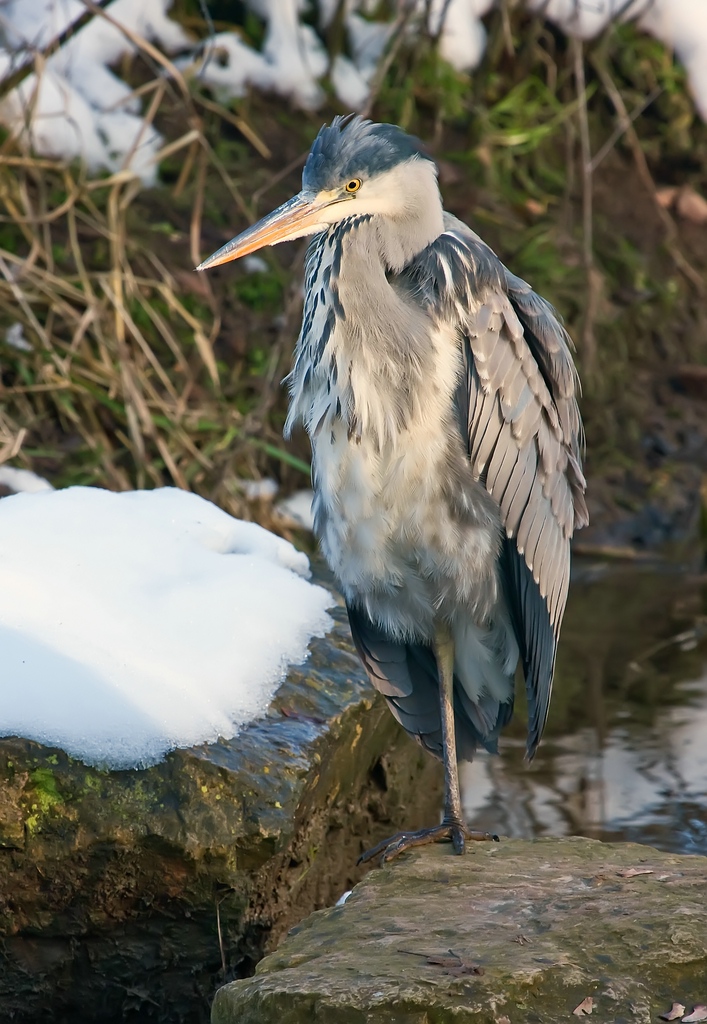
[
  {"xmin": 358, "ymin": 820, "xmax": 498, "ymax": 866},
  {"xmin": 356, "ymin": 831, "xmax": 410, "ymax": 866}
]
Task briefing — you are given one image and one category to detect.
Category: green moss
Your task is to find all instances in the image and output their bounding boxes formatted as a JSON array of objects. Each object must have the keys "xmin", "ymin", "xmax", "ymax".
[
  {"xmin": 81, "ymin": 769, "xmax": 111, "ymax": 792},
  {"xmin": 23, "ymin": 767, "xmax": 65, "ymax": 833},
  {"xmin": 28, "ymin": 768, "xmax": 64, "ymax": 811}
]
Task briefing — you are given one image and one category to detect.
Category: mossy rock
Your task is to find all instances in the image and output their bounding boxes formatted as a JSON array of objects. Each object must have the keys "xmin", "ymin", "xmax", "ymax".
[
  {"xmin": 212, "ymin": 837, "xmax": 707, "ymax": 1024},
  {"xmin": 0, "ymin": 575, "xmax": 442, "ymax": 1023}
]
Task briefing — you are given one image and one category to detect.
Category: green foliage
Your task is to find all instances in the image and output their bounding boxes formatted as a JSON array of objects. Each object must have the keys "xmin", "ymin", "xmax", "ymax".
[
  {"xmin": 411, "ymin": 47, "xmax": 469, "ymax": 123},
  {"xmin": 233, "ymin": 270, "xmax": 283, "ymax": 311}
]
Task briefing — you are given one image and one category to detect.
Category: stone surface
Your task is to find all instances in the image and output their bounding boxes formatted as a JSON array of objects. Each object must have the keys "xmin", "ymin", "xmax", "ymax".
[
  {"xmin": 212, "ymin": 836, "xmax": 707, "ymax": 1024},
  {"xmin": 0, "ymin": 573, "xmax": 442, "ymax": 1024}
]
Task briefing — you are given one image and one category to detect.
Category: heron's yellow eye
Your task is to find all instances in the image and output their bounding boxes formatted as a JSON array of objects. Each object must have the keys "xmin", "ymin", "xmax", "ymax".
[{"xmin": 345, "ymin": 178, "xmax": 362, "ymax": 194}]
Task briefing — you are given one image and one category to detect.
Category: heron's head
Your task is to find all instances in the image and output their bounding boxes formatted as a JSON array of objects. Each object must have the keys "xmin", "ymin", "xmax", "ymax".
[{"xmin": 197, "ymin": 116, "xmax": 441, "ymax": 271}]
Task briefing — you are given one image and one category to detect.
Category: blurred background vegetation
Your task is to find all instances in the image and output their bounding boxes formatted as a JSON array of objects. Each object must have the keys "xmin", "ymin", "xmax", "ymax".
[{"xmin": 0, "ymin": 1, "xmax": 705, "ymax": 553}]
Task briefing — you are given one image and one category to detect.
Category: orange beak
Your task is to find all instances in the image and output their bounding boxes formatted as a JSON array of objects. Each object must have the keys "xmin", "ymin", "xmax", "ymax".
[{"xmin": 196, "ymin": 191, "xmax": 344, "ymax": 271}]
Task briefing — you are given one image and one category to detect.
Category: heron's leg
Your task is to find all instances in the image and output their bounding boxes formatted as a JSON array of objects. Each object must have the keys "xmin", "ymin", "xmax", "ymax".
[
  {"xmin": 358, "ymin": 622, "xmax": 498, "ymax": 866},
  {"xmin": 434, "ymin": 622, "xmax": 464, "ymax": 849}
]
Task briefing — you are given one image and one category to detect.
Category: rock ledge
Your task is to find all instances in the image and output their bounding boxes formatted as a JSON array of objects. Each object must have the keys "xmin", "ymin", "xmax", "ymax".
[{"xmin": 212, "ymin": 836, "xmax": 707, "ymax": 1024}]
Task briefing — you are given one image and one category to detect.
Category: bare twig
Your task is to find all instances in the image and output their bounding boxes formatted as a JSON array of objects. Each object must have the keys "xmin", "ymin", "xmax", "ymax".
[
  {"xmin": 215, "ymin": 896, "xmax": 227, "ymax": 975},
  {"xmin": 500, "ymin": 0, "xmax": 516, "ymax": 57},
  {"xmin": 591, "ymin": 53, "xmax": 705, "ymax": 293},
  {"xmin": 195, "ymin": 0, "xmax": 217, "ymax": 80},
  {"xmin": 360, "ymin": 0, "xmax": 418, "ymax": 119},
  {"xmin": 0, "ymin": 428, "xmax": 27, "ymax": 466},
  {"xmin": 79, "ymin": 0, "xmax": 194, "ymax": 104},
  {"xmin": 192, "ymin": 94, "xmax": 272, "ymax": 160},
  {"xmin": 252, "ymin": 151, "xmax": 309, "ymax": 207},
  {"xmin": 588, "ymin": 84, "xmax": 662, "ymax": 173},
  {"xmin": 190, "ymin": 144, "xmax": 208, "ymax": 270},
  {"xmin": 572, "ymin": 37, "xmax": 598, "ymax": 377}
]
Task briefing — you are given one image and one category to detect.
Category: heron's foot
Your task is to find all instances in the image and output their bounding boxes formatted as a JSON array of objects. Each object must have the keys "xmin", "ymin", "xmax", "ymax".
[{"xmin": 358, "ymin": 818, "xmax": 499, "ymax": 866}]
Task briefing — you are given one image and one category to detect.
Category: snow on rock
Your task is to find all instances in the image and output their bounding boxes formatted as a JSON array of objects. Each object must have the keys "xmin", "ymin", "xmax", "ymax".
[{"xmin": 0, "ymin": 486, "xmax": 333, "ymax": 769}]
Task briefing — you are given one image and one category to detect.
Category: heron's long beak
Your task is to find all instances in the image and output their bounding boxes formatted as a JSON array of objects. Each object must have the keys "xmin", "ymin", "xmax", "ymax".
[{"xmin": 196, "ymin": 191, "xmax": 341, "ymax": 271}]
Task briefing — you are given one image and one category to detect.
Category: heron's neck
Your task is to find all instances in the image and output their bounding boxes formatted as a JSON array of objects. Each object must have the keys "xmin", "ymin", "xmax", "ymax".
[
  {"xmin": 285, "ymin": 190, "xmax": 448, "ymax": 446},
  {"xmin": 371, "ymin": 179, "xmax": 445, "ymax": 273}
]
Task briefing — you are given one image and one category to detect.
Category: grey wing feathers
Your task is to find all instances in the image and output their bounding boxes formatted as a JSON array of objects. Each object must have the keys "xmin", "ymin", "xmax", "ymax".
[
  {"xmin": 347, "ymin": 604, "xmax": 511, "ymax": 762},
  {"xmin": 423, "ymin": 217, "xmax": 587, "ymax": 758}
]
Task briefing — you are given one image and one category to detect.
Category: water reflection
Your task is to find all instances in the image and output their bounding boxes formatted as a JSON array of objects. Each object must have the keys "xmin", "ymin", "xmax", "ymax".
[{"xmin": 462, "ymin": 563, "xmax": 707, "ymax": 855}]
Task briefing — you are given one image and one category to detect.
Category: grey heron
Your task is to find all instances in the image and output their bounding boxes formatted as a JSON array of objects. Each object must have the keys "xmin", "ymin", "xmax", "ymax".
[{"xmin": 198, "ymin": 115, "xmax": 588, "ymax": 863}]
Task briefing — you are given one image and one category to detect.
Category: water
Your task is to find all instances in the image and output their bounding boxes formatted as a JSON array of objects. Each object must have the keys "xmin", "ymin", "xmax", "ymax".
[{"xmin": 461, "ymin": 561, "xmax": 707, "ymax": 855}]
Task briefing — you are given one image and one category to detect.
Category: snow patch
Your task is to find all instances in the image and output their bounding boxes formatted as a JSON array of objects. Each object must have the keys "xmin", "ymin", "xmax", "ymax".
[
  {"xmin": 526, "ymin": 0, "xmax": 707, "ymax": 120},
  {"xmin": 0, "ymin": 466, "xmax": 54, "ymax": 494},
  {"xmin": 331, "ymin": 55, "xmax": 370, "ymax": 111},
  {"xmin": 276, "ymin": 489, "xmax": 315, "ymax": 532},
  {"xmin": 177, "ymin": 1, "xmax": 327, "ymax": 110},
  {"xmin": 241, "ymin": 477, "xmax": 279, "ymax": 501},
  {"xmin": 0, "ymin": 0, "xmax": 191, "ymax": 183},
  {"xmin": 4, "ymin": 322, "xmax": 31, "ymax": 352},
  {"xmin": 427, "ymin": 0, "xmax": 495, "ymax": 72},
  {"xmin": 243, "ymin": 255, "xmax": 269, "ymax": 275},
  {"xmin": 0, "ymin": 487, "xmax": 333, "ymax": 769}
]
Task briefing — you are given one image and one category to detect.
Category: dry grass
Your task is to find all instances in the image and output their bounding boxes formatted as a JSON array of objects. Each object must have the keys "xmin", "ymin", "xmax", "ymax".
[{"xmin": 0, "ymin": 21, "xmax": 312, "ymax": 519}]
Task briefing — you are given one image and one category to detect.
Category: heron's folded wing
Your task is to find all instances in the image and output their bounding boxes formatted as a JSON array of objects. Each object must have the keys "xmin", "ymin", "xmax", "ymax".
[
  {"xmin": 346, "ymin": 603, "xmax": 495, "ymax": 762},
  {"xmin": 410, "ymin": 224, "xmax": 587, "ymax": 758}
]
